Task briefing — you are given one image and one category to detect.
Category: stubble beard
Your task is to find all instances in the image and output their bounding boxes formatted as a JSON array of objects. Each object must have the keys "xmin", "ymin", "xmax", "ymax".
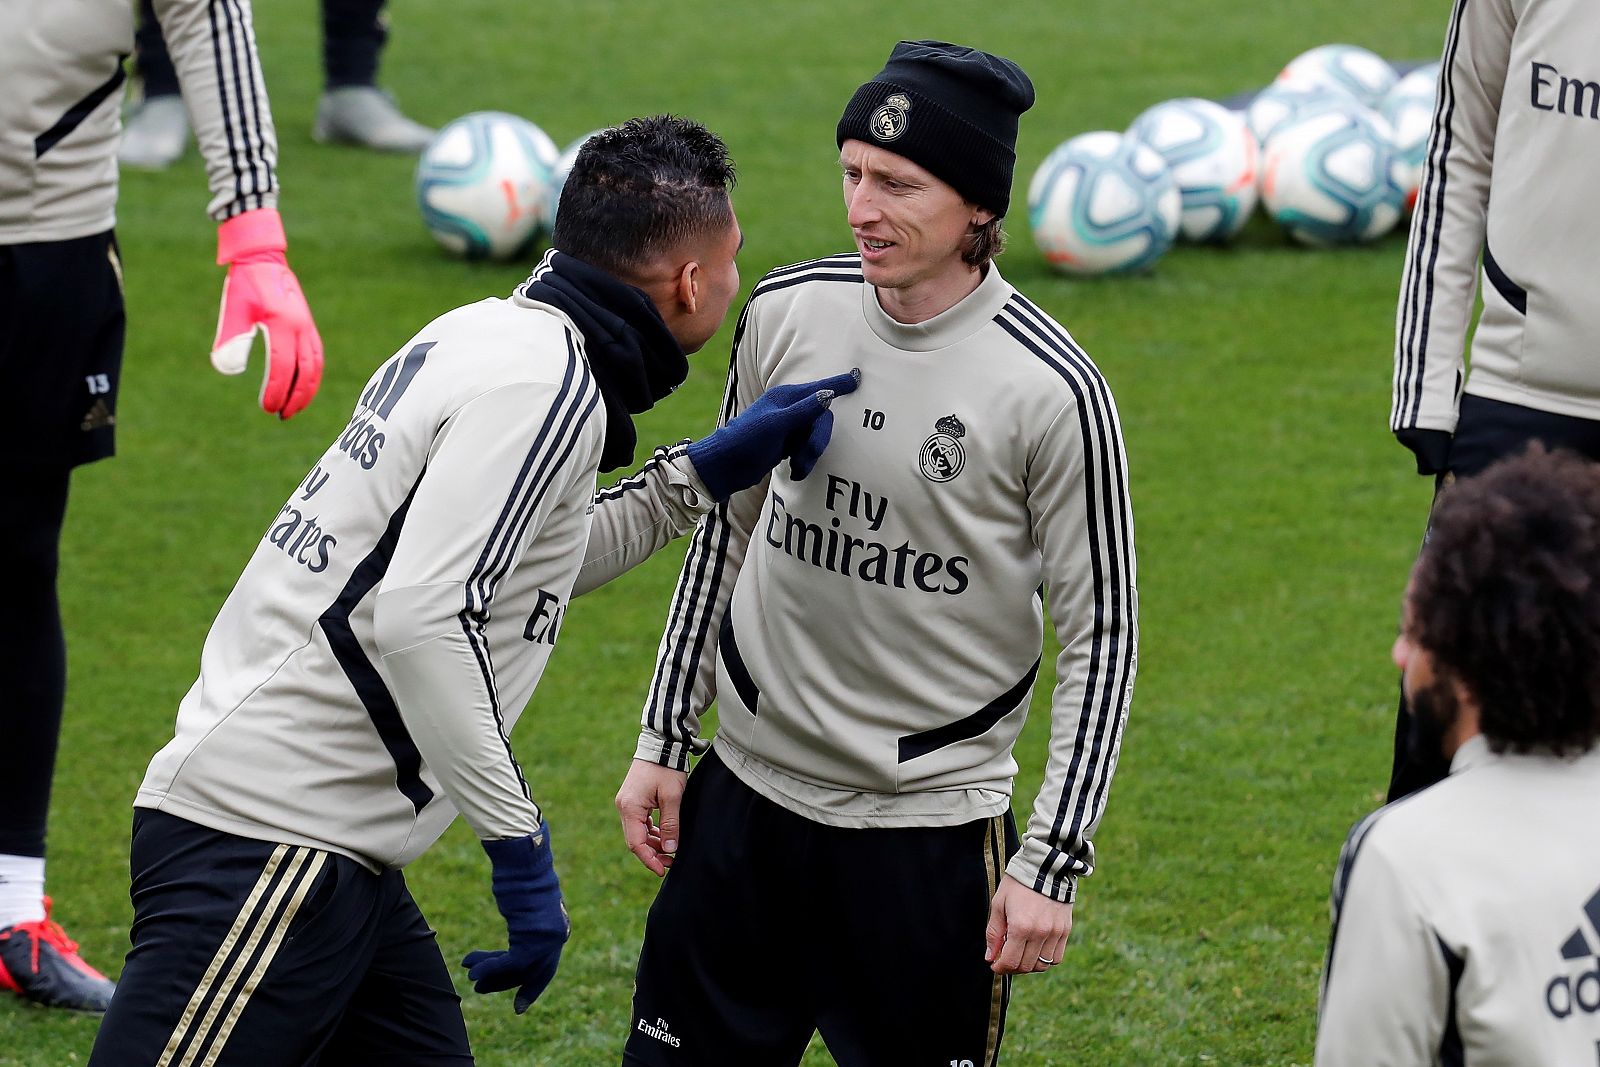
[{"xmin": 1406, "ymin": 672, "xmax": 1462, "ymax": 765}]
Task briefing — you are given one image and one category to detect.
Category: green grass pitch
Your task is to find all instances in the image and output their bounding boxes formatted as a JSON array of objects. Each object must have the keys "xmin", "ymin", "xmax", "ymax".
[{"xmin": 5, "ymin": 0, "xmax": 1448, "ymax": 1062}]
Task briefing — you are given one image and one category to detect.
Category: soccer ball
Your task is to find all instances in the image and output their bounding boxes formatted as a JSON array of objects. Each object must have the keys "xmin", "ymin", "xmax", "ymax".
[
  {"xmin": 1029, "ymin": 132, "xmax": 1181, "ymax": 275},
  {"xmin": 1278, "ymin": 44, "xmax": 1397, "ymax": 109},
  {"xmin": 547, "ymin": 129, "xmax": 606, "ymax": 230},
  {"xmin": 1126, "ymin": 98, "xmax": 1259, "ymax": 243},
  {"xmin": 1245, "ymin": 82, "xmax": 1356, "ymax": 149},
  {"xmin": 1381, "ymin": 64, "xmax": 1440, "ymax": 208},
  {"xmin": 1261, "ymin": 108, "xmax": 1406, "ymax": 245},
  {"xmin": 416, "ymin": 112, "xmax": 560, "ymax": 260}
]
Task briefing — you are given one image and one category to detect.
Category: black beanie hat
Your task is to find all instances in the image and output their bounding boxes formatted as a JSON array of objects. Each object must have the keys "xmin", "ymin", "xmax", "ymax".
[{"xmin": 836, "ymin": 40, "xmax": 1035, "ymax": 218}]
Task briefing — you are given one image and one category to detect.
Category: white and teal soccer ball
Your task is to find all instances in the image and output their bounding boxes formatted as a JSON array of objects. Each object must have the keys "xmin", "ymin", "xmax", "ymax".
[
  {"xmin": 1278, "ymin": 44, "xmax": 1398, "ymax": 110},
  {"xmin": 1261, "ymin": 108, "xmax": 1406, "ymax": 245},
  {"xmin": 1028, "ymin": 132, "xmax": 1180, "ymax": 275},
  {"xmin": 547, "ymin": 129, "xmax": 606, "ymax": 231},
  {"xmin": 1246, "ymin": 82, "xmax": 1357, "ymax": 149},
  {"xmin": 1127, "ymin": 98, "xmax": 1260, "ymax": 243},
  {"xmin": 1381, "ymin": 64, "xmax": 1440, "ymax": 208},
  {"xmin": 416, "ymin": 112, "xmax": 560, "ymax": 260}
]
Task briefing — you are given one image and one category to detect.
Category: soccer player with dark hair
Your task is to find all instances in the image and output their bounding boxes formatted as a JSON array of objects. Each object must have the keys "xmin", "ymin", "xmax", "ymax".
[
  {"xmin": 1317, "ymin": 445, "xmax": 1600, "ymax": 1065},
  {"xmin": 1387, "ymin": 0, "xmax": 1600, "ymax": 799},
  {"xmin": 87, "ymin": 114, "xmax": 857, "ymax": 1066},
  {"xmin": 617, "ymin": 42, "xmax": 1137, "ymax": 1066},
  {"xmin": 0, "ymin": 0, "xmax": 321, "ymax": 1014}
]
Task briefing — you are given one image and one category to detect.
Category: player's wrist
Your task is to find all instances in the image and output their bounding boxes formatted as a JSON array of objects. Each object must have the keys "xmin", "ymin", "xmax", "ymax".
[
  {"xmin": 684, "ymin": 431, "xmax": 746, "ymax": 503},
  {"xmin": 1004, "ymin": 848, "xmax": 1077, "ymax": 904},
  {"xmin": 1393, "ymin": 426, "xmax": 1453, "ymax": 476},
  {"xmin": 217, "ymin": 207, "xmax": 288, "ymax": 265},
  {"xmin": 674, "ymin": 446, "xmax": 713, "ymax": 506},
  {"xmin": 633, "ymin": 730, "xmax": 690, "ymax": 769},
  {"xmin": 482, "ymin": 825, "xmax": 555, "ymax": 877},
  {"xmin": 482, "ymin": 825, "xmax": 564, "ymax": 929}
]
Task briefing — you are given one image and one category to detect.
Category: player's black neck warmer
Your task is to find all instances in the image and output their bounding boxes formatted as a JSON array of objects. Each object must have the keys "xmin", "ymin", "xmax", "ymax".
[{"xmin": 518, "ymin": 251, "xmax": 688, "ymax": 472}]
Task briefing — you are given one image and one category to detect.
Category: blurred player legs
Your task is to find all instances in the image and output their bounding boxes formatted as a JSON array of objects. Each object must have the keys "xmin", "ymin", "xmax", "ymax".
[{"xmin": 121, "ymin": 0, "xmax": 432, "ymax": 169}]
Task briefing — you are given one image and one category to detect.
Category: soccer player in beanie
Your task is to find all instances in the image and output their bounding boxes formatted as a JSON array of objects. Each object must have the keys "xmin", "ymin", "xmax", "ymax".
[
  {"xmin": 0, "ymin": 0, "xmax": 321, "ymax": 1015},
  {"xmin": 618, "ymin": 43, "xmax": 1137, "ymax": 1066},
  {"xmin": 87, "ymin": 115, "xmax": 856, "ymax": 1066},
  {"xmin": 1316, "ymin": 446, "xmax": 1600, "ymax": 1065}
]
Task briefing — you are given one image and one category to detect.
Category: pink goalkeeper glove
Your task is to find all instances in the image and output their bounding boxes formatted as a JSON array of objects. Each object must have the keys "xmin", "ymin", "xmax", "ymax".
[{"xmin": 212, "ymin": 208, "xmax": 323, "ymax": 419}]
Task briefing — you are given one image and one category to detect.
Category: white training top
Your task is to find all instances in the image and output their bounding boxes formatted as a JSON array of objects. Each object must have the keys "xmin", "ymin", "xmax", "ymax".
[
  {"xmin": 1317, "ymin": 735, "xmax": 1600, "ymax": 1066},
  {"xmin": 638, "ymin": 255, "xmax": 1138, "ymax": 903},
  {"xmin": 136, "ymin": 291, "xmax": 711, "ymax": 870},
  {"xmin": 1392, "ymin": 0, "xmax": 1600, "ymax": 432},
  {"xmin": 0, "ymin": 0, "xmax": 280, "ymax": 244}
]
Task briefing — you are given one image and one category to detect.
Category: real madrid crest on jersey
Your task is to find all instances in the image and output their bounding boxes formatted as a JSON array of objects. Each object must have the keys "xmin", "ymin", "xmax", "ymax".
[
  {"xmin": 871, "ymin": 92, "xmax": 912, "ymax": 142},
  {"xmin": 920, "ymin": 414, "xmax": 966, "ymax": 482}
]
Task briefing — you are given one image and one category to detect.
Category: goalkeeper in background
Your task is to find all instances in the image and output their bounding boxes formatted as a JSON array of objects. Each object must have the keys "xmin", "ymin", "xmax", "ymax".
[{"xmin": 0, "ymin": 0, "xmax": 321, "ymax": 1014}]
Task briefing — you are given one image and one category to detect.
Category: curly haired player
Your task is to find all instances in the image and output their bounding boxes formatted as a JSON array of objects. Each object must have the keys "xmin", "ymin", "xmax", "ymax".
[{"xmin": 1319, "ymin": 445, "xmax": 1600, "ymax": 1066}]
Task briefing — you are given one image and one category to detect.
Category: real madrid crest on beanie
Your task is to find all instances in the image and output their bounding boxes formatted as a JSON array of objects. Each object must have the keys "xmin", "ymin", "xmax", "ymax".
[{"xmin": 836, "ymin": 40, "xmax": 1035, "ymax": 218}]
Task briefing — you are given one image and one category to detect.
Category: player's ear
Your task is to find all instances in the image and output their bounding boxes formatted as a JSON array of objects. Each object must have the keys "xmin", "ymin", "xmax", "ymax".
[
  {"xmin": 675, "ymin": 260, "xmax": 701, "ymax": 316},
  {"xmin": 972, "ymin": 206, "xmax": 996, "ymax": 228}
]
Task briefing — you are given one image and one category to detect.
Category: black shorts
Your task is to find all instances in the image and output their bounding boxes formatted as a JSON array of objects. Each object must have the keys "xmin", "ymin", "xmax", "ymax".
[
  {"xmin": 89, "ymin": 810, "xmax": 472, "ymax": 1067},
  {"xmin": 624, "ymin": 746, "xmax": 1017, "ymax": 1067},
  {"xmin": 0, "ymin": 230, "xmax": 125, "ymax": 471},
  {"xmin": 1446, "ymin": 393, "xmax": 1600, "ymax": 478}
]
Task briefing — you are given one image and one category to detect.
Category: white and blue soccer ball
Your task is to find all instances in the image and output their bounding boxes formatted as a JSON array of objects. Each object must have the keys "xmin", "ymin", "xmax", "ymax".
[
  {"xmin": 1029, "ymin": 132, "xmax": 1181, "ymax": 275},
  {"xmin": 1245, "ymin": 81, "xmax": 1358, "ymax": 150},
  {"xmin": 1127, "ymin": 98, "xmax": 1260, "ymax": 243},
  {"xmin": 1261, "ymin": 108, "xmax": 1406, "ymax": 246},
  {"xmin": 1381, "ymin": 64, "xmax": 1440, "ymax": 208},
  {"xmin": 547, "ymin": 128, "xmax": 607, "ymax": 231},
  {"xmin": 416, "ymin": 112, "xmax": 560, "ymax": 260},
  {"xmin": 1278, "ymin": 44, "xmax": 1398, "ymax": 110}
]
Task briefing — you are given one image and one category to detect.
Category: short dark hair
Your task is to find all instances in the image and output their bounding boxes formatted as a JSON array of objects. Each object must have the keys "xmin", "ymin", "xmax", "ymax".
[
  {"xmin": 552, "ymin": 115, "xmax": 736, "ymax": 279},
  {"xmin": 1411, "ymin": 445, "xmax": 1600, "ymax": 756}
]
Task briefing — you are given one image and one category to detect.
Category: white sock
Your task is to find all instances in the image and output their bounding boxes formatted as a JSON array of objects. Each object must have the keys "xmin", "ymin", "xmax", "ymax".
[{"xmin": 0, "ymin": 854, "xmax": 46, "ymax": 928}]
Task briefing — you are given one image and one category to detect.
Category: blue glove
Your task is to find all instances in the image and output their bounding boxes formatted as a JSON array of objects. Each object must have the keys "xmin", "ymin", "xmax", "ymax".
[
  {"xmin": 686, "ymin": 369, "xmax": 861, "ymax": 502},
  {"xmin": 463, "ymin": 825, "xmax": 570, "ymax": 1014}
]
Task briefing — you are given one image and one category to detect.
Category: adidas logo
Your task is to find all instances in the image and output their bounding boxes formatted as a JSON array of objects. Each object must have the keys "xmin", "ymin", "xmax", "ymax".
[
  {"xmin": 636, "ymin": 1016, "xmax": 682, "ymax": 1048},
  {"xmin": 80, "ymin": 400, "xmax": 115, "ymax": 432},
  {"xmin": 1546, "ymin": 885, "xmax": 1600, "ymax": 1019}
]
